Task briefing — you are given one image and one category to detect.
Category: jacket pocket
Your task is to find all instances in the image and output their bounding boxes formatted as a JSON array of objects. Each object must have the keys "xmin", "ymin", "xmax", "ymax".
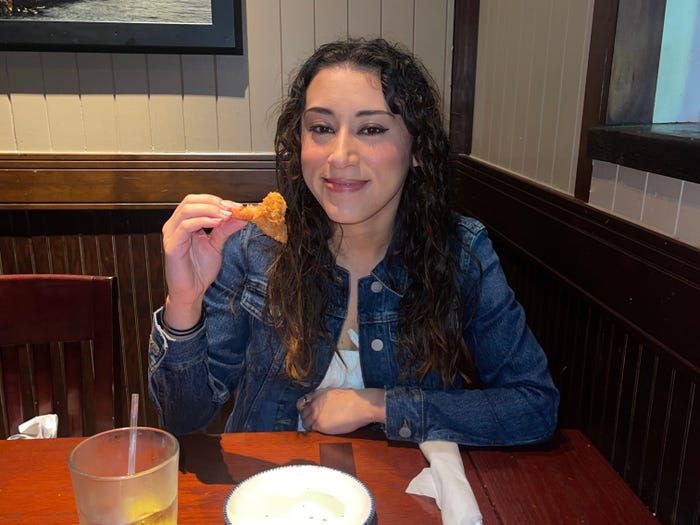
[{"xmin": 240, "ymin": 276, "xmax": 272, "ymax": 324}]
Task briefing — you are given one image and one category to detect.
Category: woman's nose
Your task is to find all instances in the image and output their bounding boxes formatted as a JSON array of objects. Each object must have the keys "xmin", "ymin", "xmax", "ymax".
[{"xmin": 327, "ymin": 129, "xmax": 358, "ymax": 168}]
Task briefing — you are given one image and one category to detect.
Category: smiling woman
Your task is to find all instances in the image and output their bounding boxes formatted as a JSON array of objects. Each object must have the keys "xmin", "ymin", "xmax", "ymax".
[{"xmin": 148, "ymin": 37, "xmax": 559, "ymax": 449}]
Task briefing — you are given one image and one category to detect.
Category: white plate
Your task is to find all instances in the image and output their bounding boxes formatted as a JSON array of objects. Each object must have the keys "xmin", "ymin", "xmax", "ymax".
[{"xmin": 223, "ymin": 464, "xmax": 375, "ymax": 525}]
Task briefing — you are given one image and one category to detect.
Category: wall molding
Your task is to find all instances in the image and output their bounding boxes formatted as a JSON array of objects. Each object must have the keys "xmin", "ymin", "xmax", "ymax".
[{"xmin": 0, "ymin": 153, "xmax": 277, "ymax": 209}]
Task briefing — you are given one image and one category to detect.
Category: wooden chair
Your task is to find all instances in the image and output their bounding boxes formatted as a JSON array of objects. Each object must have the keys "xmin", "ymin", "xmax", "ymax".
[{"xmin": 0, "ymin": 274, "xmax": 119, "ymax": 438}]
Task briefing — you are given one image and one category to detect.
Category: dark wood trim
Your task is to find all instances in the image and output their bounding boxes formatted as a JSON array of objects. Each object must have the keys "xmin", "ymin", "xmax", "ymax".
[
  {"xmin": 588, "ymin": 123, "xmax": 700, "ymax": 184},
  {"xmin": 450, "ymin": 153, "xmax": 699, "ymax": 524},
  {"xmin": 450, "ymin": 154, "xmax": 700, "ymax": 377},
  {"xmin": 574, "ymin": 0, "xmax": 620, "ymax": 201},
  {"xmin": 606, "ymin": 0, "xmax": 666, "ymax": 125},
  {"xmin": 0, "ymin": 153, "xmax": 277, "ymax": 209},
  {"xmin": 448, "ymin": 0, "xmax": 480, "ymax": 155}
]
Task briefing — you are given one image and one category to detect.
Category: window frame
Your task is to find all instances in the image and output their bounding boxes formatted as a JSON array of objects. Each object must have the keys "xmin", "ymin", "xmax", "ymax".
[{"xmin": 449, "ymin": 0, "xmax": 699, "ymax": 200}]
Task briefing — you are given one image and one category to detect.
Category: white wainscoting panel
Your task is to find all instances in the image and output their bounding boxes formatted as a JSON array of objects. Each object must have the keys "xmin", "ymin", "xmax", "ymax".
[
  {"xmin": 472, "ymin": 0, "xmax": 594, "ymax": 196},
  {"xmin": 0, "ymin": 0, "xmax": 453, "ymax": 154}
]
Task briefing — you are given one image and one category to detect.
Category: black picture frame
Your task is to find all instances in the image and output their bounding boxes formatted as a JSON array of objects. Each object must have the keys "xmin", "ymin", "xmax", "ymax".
[{"xmin": 0, "ymin": 0, "xmax": 243, "ymax": 54}]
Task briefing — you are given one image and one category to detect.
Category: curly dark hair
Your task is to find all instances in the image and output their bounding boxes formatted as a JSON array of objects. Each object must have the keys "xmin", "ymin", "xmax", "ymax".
[{"xmin": 267, "ymin": 38, "xmax": 480, "ymax": 386}]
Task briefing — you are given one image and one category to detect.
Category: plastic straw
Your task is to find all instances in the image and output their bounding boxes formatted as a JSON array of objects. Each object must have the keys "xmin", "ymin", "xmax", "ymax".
[{"xmin": 127, "ymin": 392, "xmax": 139, "ymax": 475}]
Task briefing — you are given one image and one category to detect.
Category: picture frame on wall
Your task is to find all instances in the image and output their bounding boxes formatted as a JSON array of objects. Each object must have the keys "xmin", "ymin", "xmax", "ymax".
[{"xmin": 0, "ymin": 0, "xmax": 243, "ymax": 54}]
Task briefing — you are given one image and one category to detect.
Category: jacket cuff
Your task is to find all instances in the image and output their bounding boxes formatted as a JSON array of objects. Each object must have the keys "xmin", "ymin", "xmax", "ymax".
[
  {"xmin": 149, "ymin": 307, "xmax": 209, "ymax": 371},
  {"xmin": 156, "ymin": 306, "xmax": 205, "ymax": 341},
  {"xmin": 384, "ymin": 386, "xmax": 424, "ymax": 442}
]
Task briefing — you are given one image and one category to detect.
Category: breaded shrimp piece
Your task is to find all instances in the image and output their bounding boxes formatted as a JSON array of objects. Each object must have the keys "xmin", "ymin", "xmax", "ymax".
[{"xmin": 231, "ymin": 191, "xmax": 287, "ymax": 243}]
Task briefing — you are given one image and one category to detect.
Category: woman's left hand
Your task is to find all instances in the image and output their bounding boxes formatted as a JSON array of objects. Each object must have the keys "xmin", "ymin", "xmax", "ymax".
[{"xmin": 296, "ymin": 388, "xmax": 386, "ymax": 434}]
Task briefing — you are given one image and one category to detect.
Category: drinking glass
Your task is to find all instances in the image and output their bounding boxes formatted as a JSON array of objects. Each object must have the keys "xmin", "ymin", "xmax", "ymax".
[{"xmin": 68, "ymin": 426, "xmax": 179, "ymax": 525}]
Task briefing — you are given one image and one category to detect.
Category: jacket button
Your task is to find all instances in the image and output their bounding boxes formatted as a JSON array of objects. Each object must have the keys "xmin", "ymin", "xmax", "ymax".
[
  {"xmin": 371, "ymin": 338, "xmax": 384, "ymax": 351},
  {"xmin": 399, "ymin": 419, "xmax": 412, "ymax": 438},
  {"xmin": 370, "ymin": 281, "xmax": 383, "ymax": 293}
]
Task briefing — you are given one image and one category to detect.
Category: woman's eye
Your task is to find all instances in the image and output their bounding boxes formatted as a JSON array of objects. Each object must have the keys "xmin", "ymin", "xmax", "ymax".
[
  {"xmin": 308, "ymin": 125, "xmax": 334, "ymax": 134},
  {"xmin": 360, "ymin": 126, "xmax": 388, "ymax": 136}
]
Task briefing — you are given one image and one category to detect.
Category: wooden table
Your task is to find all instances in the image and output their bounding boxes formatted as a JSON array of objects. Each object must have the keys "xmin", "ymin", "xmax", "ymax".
[{"xmin": 0, "ymin": 428, "xmax": 658, "ymax": 524}]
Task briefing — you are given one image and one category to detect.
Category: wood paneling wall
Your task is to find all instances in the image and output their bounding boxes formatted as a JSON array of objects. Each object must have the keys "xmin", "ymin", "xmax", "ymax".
[
  {"xmin": 470, "ymin": 0, "xmax": 594, "ymax": 194},
  {"xmin": 0, "ymin": 154, "xmax": 276, "ymax": 431},
  {"xmin": 0, "ymin": 154, "xmax": 276, "ymax": 207},
  {"xmin": 0, "ymin": 209, "xmax": 170, "ymax": 429},
  {"xmin": 451, "ymin": 155, "xmax": 699, "ymax": 525},
  {"xmin": 0, "ymin": 0, "xmax": 454, "ymax": 154},
  {"xmin": 589, "ymin": 161, "xmax": 700, "ymax": 249}
]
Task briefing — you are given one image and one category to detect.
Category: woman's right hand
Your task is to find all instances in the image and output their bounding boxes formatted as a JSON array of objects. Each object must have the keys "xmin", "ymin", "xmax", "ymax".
[{"xmin": 161, "ymin": 194, "xmax": 247, "ymax": 330}]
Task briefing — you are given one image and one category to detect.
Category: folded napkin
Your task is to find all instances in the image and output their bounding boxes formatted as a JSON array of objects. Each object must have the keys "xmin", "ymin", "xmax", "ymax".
[
  {"xmin": 406, "ymin": 440, "xmax": 483, "ymax": 525},
  {"xmin": 7, "ymin": 414, "xmax": 58, "ymax": 440}
]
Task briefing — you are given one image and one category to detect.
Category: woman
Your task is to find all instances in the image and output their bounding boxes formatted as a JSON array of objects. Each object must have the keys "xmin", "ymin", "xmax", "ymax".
[{"xmin": 148, "ymin": 38, "xmax": 559, "ymax": 445}]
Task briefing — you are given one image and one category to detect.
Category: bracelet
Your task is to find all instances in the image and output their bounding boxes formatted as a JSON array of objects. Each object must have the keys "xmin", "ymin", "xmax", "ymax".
[{"xmin": 161, "ymin": 307, "xmax": 205, "ymax": 337}]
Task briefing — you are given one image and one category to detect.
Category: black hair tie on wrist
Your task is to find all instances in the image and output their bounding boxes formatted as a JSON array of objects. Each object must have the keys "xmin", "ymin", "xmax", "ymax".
[{"xmin": 161, "ymin": 308, "xmax": 204, "ymax": 337}]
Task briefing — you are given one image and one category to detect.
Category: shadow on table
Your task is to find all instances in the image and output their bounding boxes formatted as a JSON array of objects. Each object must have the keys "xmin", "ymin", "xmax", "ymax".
[{"xmin": 177, "ymin": 434, "xmax": 316, "ymax": 485}]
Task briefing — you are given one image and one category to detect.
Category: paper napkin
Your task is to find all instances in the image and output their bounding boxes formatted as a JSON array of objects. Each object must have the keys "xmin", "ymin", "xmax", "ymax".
[
  {"xmin": 406, "ymin": 440, "xmax": 483, "ymax": 525},
  {"xmin": 7, "ymin": 414, "xmax": 58, "ymax": 440}
]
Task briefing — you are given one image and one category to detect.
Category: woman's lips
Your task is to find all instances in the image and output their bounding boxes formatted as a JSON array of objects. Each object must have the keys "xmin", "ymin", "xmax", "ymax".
[{"xmin": 323, "ymin": 178, "xmax": 367, "ymax": 192}]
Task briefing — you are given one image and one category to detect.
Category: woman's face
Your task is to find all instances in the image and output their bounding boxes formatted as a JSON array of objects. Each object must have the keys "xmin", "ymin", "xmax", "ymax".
[{"xmin": 300, "ymin": 65, "xmax": 415, "ymax": 237}]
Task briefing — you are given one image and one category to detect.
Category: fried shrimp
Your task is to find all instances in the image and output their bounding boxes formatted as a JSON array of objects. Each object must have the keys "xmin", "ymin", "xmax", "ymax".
[{"xmin": 231, "ymin": 191, "xmax": 287, "ymax": 243}]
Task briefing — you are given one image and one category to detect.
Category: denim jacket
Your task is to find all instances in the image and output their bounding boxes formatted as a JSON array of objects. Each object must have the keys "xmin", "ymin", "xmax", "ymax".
[{"xmin": 148, "ymin": 216, "xmax": 559, "ymax": 446}]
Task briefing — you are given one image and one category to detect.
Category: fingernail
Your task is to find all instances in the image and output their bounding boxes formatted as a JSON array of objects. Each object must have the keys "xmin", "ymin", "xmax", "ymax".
[
  {"xmin": 221, "ymin": 200, "xmax": 240, "ymax": 209},
  {"xmin": 220, "ymin": 208, "xmax": 232, "ymax": 217}
]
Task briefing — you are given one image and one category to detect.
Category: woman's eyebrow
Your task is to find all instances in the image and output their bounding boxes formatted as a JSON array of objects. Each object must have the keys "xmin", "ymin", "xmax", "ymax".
[
  {"xmin": 303, "ymin": 107, "xmax": 395, "ymax": 118},
  {"xmin": 356, "ymin": 109, "xmax": 396, "ymax": 118},
  {"xmin": 303, "ymin": 107, "xmax": 333, "ymax": 116}
]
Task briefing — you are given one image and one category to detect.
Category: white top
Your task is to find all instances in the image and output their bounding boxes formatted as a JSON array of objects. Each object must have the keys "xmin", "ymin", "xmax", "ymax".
[{"xmin": 297, "ymin": 329, "xmax": 364, "ymax": 430}]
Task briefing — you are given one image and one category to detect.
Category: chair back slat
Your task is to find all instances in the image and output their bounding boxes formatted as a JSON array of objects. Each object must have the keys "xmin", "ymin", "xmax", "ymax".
[{"xmin": 0, "ymin": 274, "xmax": 118, "ymax": 438}]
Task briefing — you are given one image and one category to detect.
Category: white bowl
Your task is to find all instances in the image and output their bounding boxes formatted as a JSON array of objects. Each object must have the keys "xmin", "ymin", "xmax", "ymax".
[{"xmin": 223, "ymin": 464, "xmax": 375, "ymax": 525}]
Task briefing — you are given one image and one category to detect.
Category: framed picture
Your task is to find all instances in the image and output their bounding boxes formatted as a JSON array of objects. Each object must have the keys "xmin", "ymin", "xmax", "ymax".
[{"xmin": 0, "ymin": 0, "xmax": 243, "ymax": 54}]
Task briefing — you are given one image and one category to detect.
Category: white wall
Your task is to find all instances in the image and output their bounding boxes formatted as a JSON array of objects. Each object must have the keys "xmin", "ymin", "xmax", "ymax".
[
  {"xmin": 471, "ymin": 0, "xmax": 595, "ymax": 195},
  {"xmin": 589, "ymin": 162, "xmax": 700, "ymax": 248},
  {"xmin": 0, "ymin": 0, "xmax": 454, "ymax": 153}
]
